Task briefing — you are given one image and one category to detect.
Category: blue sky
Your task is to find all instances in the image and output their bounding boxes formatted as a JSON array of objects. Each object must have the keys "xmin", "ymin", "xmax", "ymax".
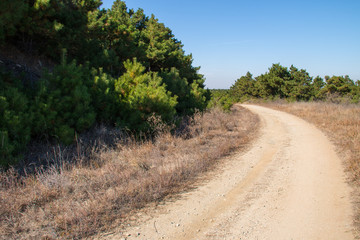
[{"xmin": 101, "ymin": 0, "xmax": 360, "ymax": 89}]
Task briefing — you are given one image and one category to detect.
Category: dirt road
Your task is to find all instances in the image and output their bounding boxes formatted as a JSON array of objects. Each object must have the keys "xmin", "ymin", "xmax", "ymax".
[{"xmin": 104, "ymin": 105, "xmax": 355, "ymax": 240}]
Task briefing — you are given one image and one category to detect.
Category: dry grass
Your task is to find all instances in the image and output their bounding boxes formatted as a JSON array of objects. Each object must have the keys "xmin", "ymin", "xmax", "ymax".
[
  {"xmin": 0, "ymin": 105, "xmax": 259, "ymax": 239},
  {"xmin": 261, "ymin": 101, "xmax": 360, "ymax": 236}
]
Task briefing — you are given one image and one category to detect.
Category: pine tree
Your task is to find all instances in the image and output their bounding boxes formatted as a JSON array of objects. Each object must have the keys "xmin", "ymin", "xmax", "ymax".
[
  {"xmin": 114, "ymin": 59, "xmax": 177, "ymax": 130},
  {"xmin": 0, "ymin": 0, "xmax": 28, "ymax": 41}
]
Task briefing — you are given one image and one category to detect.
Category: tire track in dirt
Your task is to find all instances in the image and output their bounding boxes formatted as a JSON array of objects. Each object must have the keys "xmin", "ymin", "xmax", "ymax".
[{"xmin": 175, "ymin": 147, "xmax": 279, "ymax": 240}]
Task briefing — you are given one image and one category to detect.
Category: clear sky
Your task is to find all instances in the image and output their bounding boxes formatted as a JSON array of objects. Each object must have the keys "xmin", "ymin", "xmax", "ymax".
[{"xmin": 101, "ymin": 0, "xmax": 360, "ymax": 89}]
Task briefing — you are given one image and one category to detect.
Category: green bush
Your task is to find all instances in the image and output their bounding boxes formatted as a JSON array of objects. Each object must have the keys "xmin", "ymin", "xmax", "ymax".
[
  {"xmin": 0, "ymin": 0, "xmax": 27, "ymax": 41},
  {"xmin": 89, "ymin": 68, "xmax": 118, "ymax": 123},
  {"xmin": 0, "ymin": 0, "xmax": 211, "ymax": 167},
  {"xmin": 114, "ymin": 59, "xmax": 177, "ymax": 131},
  {"xmin": 160, "ymin": 68, "xmax": 190, "ymax": 115},
  {"xmin": 160, "ymin": 68, "xmax": 209, "ymax": 115},
  {"xmin": 0, "ymin": 72, "xmax": 32, "ymax": 166},
  {"xmin": 229, "ymin": 64, "xmax": 359, "ymax": 103},
  {"xmin": 32, "ymin": 60, "xmax": 96, "ymax": 144},
  {"xmin": 208, "ymin": 90, "xmax": 234, "ymax": 111}
]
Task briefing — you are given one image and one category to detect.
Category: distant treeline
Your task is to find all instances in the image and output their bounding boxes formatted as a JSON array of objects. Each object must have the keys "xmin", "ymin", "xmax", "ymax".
[
  {"xmin": 0, "ymin": 0, "xmax": 209, "ymax": 166},
  {"xmin": 209, "ymin": 64, "xmax": 360, "ymax": 110}
]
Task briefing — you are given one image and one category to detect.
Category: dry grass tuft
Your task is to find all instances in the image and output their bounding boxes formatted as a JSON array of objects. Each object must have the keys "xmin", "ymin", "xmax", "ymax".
[
  {"xmin": 0, "ymin": 105, "xmax": 259, "ymax": 239},
  {"xmin": 261, "ymin": 101, "xmax": 360, "ymax": 236}
]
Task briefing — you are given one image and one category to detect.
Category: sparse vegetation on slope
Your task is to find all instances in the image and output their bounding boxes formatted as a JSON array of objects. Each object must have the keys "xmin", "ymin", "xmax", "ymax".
[
  {"xmin": 261, "ymin": 101, "xmax": 360, "ymax": 237},
  {"xmin": 0, "ymin": 106, "xmax": 259, "ymax": 239}
]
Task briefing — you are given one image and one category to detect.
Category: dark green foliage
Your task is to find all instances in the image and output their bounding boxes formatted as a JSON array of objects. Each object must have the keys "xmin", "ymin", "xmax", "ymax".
[
  {"xmin": 285, "ymin": 65, "xmax": 313, "ymax": 101},
  {"xmin": 32, "ymin": 60, "xmax": 96, "ymax": 144},
  {"xmin": 189, "ymin": 79, "xmax": 211, "ymax": 111},
  {"xmin": 319, "ymin": 75, "xmax": 355, "ymax": 97},
  {"xmin": 312, "ymin": 76, "xmax": 326, "ymax": 100},
  {"xmin": 255, "ymin": 64, "xmax": 291, "ymax": 99},
  {"xmin": 160, "ymin": 68, "xmax": 189, "ymax": 114},
  {"xmin": 230, "ymin": 72, "xmax": 256, "ymax": 102},
  {"xmin": 0, "ymin": 0, "xmax": 28, "ymax": 41},
  {"xmin": 159, "ymin": 68, "xmax": 209, "ymax": 115},
  {"xmin": 351, "ymin": 80, "xmax": 360, "ymax": 102},
  {"xmin": 0, "ymin": 0, "xmax": 210, "ymax": 167},
  {"xmin": 114, "ymin": 59, "xmax": 177, "ymax": 130},
  {"xmin": 0, "ymin": 70, "xmax": 32, "ymax": 166},
  {"xmin": 208, "ymin": 89, "xmax": 234, "ymax": 111},
  {"xmin": 314, "ymin": 75, "xmax": 360, "ymax": 103},
  {"xmin": 4, "ymin": 0, "xmax": 102, "ymax": 59},
  {"xmin": 2, "ymin": 0, "xmax": 208, "ymax": 113},
  {"xmin": 89, "ymin": 68, "xmax": 118, "ymax": 123}
]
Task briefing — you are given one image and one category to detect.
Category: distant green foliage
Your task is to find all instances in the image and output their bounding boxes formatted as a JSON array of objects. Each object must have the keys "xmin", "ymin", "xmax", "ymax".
[
  {"xmin": 352, "ymin": 81, "xmax": 360, "ymax": 102},
  {"xmin": 311, "ymin": 76, "xmax": 326, "ymax": 100},
  {"xmin": 318, "ymin": 76, "xmax": 356, "ymax": 97},
  {"xmin": 208, "ymin": 90, "xmax": 234, "ymax": 111},
  {"xmin": 230, "ymin": 72, "xmax": 256, "ymax": 102},
  {"xmin": 229, "ymin": 63, "xmax": 360, "ymax": 103}
]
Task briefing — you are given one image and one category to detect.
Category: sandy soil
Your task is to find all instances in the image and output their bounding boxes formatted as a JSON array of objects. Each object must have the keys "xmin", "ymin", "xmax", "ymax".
[{"xmin": 102, "ymin": 105, "xmax": 355, "ymax": 240}]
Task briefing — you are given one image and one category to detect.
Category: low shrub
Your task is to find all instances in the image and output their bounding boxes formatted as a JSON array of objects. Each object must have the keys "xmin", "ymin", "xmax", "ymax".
[
  {"xmin": 0, "ymin": 70, "xmax": 32, "ymax": 166},
  {"xmin": 32, "ymin": 60, "xmax": 96, "ymax": 144}
]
